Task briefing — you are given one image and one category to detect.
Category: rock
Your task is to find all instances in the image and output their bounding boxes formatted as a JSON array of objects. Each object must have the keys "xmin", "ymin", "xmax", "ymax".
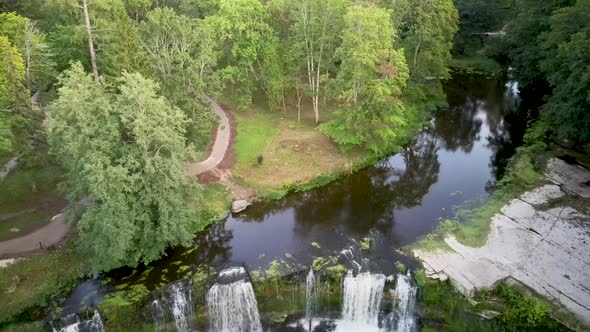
[
  {"xmin": 231, "ymin": 200, "xmax": 250, "ymax": 213},
  {"xmin": 546, "ymin": 158, "xmax": 590, "ymax": 198},
  {"xmin": 519, "ymin": 184, "xmax": 563, "ymax": 205}
]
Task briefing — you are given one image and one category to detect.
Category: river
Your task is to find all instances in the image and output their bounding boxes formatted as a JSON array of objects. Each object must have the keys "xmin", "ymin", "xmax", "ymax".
[{"xmin": 56, "ymin": 73, "xmax": 527, "ymax": 331}]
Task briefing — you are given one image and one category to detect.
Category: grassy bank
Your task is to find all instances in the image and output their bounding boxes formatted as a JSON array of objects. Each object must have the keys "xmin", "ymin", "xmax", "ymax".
[
  {"xmin": 0, "ymin": 163, "xmax": 64, "ymax": 241},
  {"xmin": 414, "ymin": 120, "xmax": 550, "ymax": 250},
  {"xmin": 416, "ymin": 271, "xmax": 568, "ymax": 331},
  {"xmin": 221, "ymin": 82, "xmax": 442, "ymax": 200},
  {"xmin": 448, "ymin": 55, "xmax": 503, "ymax": 76},
  {"xmin": 224, "ymin": 97, "xmax": 363, "ymax": 197},
  {"xmin": 0, "ymin": 247, "xmax": 86, "ymax": 327}
]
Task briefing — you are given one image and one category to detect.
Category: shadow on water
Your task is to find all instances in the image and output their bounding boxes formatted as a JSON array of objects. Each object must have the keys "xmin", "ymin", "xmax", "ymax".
[{"xmin": 62, "ymin": 73, "xmax": 529, "ymax": 322}]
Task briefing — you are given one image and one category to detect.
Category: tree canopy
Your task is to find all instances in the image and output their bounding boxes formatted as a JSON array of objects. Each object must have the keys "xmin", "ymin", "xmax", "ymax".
[{"xmin": 47, "ymin": 63, "xmax": 205, "ymax": 272}]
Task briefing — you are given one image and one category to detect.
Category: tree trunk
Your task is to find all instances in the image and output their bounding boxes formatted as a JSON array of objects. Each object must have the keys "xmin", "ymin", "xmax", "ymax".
[
  {"xmin": 413, "ymin": 39, "xmax": 421, "ymax": 73},
  {"xmin": 82, "ymin": 0, "xmax": 99, "ymax": 83}
]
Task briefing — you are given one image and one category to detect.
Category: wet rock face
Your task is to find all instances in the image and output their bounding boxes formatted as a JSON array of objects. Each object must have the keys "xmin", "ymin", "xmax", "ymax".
[{"xmin": 415, "ymin": 158, "xmax": 590, "ymax": 329}]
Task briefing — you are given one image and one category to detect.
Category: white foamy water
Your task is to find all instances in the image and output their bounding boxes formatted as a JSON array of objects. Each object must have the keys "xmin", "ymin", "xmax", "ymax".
[
  {"xmin": 336, "ymin": 271, "xmax": 386, "ymax": 331},
  {"xmin": 170, "ymin": 282, "xmax": 194, "ymax": 332},
  {"xmin": 207, "ymin": 267, "xmax": 262, "ymax": 332},
  {"xmin": 393, "ymin": 272, "xmax": 417, "ymax": 332},
  {"xmin": 53, "ymin": 310, "xmax": 104, "ymax": 332}
]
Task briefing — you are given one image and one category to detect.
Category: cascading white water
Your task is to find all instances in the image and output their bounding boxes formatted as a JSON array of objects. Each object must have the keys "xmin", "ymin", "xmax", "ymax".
[
  {"xmin": 393, "ymin": 272, "xmax": 417, "ymax": 332},
  {"xmin": 336, "ymin": 271, "xmax": 386, "ymax": 332},
  {"xmin": 170, "ymin": 282, "xmax": 194, "ymax": 332},
  {"xmin": 305, "ymin": 269, "xmax": 315, "ymax": 331},
  {"xmin": 207, "ymin": 267, "xmax": 262, "ymax": 332},
  {"xmin": 151, "ymin": 299, "xmax": 166, "ymax": 331},
  {"xmin": 53, "ymin": 310, "xmax": 104, "ymax": 332}
]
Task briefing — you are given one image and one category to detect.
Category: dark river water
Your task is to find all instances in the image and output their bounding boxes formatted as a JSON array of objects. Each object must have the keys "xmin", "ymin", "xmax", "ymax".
[
  {"xmin": 180, "ymin": 74, "xmax": 524, "ymax": 273},
  {"xmin": 61, "ymin": 74, "xmax": 526, "ymax": 323}
]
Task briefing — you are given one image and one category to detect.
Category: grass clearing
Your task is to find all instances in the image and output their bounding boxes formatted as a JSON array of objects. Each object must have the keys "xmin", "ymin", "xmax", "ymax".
[
  {"xmin": 0, "ymin": 164, "xmax": 64, "ymax": 241},
  {"xmin": 221, "ymin": 94, "xmax": 364, "ymax": 195},
  {"xmin": 202, "ymin": 183, "xmax": 231, "ymax": 217},
  {"xmin": 0, "ymin": 165, "xmax": 63, "ymax": 213},
  {"xmin": 0, "ymin": 211, "xmax": 54, "ymax": 241},
  {"xmin": 0, "ymin": 248, "xmax": 86, "ymax": 326},
  {"xmin": 449, "ymin": 56, "xmax": 503, "ymax": 76}
]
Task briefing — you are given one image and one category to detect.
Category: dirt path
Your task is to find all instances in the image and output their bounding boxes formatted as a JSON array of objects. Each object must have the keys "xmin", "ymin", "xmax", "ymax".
[
  {"xmin": 0, "ymin": 213, "xmax": 69, "ymax": 257},
  {"xmin": 186, "ymin": 98, "xmax": 231, "ymax": 176}
]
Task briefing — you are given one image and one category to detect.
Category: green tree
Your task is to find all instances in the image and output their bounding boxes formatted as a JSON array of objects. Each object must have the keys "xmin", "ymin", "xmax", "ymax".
[
  {"xmin": 212, "ymin": 0, "xmax": 277, "ymax": 110},
  {"xmin": 540, "ymin": 0, "xmax": 590, "ymax": 142},
  {"xmin": 0, "ymin": 12, "xmax": 55, "ymax": 91},
  {"xmin": 503, "ymin": 0, "xmax": 572, "ymax": 86},
  {"xmin": 139, "ymin": 7, "xmax": 218, "ymax": 147},
  {"xmin": 289, "ymin": 0, "xmax": 350, "ymax": 123},
  {"xmin": 392, "ymin": 0, "xmax": 459, "ymax": 80},
  {"xmin": 0, "ymin": 36, "xmax": 31, "ymax": 155},
  {"xmin": 321, "ymin": 5, "xmax": 410, "ymax": 155},
  {"xmin": 47, "ymin": 63, "xmax": 204, "ymax": 272}
]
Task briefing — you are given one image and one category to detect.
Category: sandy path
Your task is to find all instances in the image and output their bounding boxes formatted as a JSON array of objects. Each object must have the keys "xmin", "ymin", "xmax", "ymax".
[
  {"xmin": 0, "ymin": 213, "xmax": 69, "ymax": 257},
  {"xmin": 186, "ymin": 98, "xmax": 231, "ymax": 176}
]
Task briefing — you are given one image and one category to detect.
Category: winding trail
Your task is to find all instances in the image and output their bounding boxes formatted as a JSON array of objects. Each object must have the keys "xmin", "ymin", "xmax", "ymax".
[
  {"xmin": 0, "ymin": 214, "xmax": 69, "ymax": 257},
  {"xmin": 0, "ymin": 99, "xmax": 232, "ymax": 257},
  {"xmin": 186, "ymin": 98, "xmax": 231, "ymax": 177}
]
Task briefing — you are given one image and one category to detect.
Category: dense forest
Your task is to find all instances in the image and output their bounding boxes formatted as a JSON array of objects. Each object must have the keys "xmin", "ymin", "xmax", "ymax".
[{"xmin": 0, "ymin": 0, "xmax": 588, "ymax": 275}]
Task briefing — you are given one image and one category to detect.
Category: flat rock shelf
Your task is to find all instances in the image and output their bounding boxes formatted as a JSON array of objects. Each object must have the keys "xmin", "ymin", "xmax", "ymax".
[{"xmin": 415, "ymin": 158, "xmax": 590, "ymax": 328}]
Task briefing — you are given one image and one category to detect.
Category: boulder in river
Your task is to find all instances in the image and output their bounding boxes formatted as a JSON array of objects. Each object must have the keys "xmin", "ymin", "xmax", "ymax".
[{"xmin": 231, "ymin": 200, "xmax": 250, "ymax": 213}]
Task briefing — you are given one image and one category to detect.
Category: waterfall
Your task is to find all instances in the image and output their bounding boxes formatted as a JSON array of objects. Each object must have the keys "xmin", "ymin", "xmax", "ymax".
[
  {"xmin": 150, "ymin": 280, "xmax": 195, "ymax": 332},
  {"xmin": 393, "ymin": 272, "xmax": 417, "ymax": 332},
  {"xmin": 170, "ymin": 281, "xmax": 194, "ymax": 332},
  {"xmin": 52, "ymin": 310, "xmax": 104, "ymax": 332},
  {"xmin": 336, "ymin": 271, "xmax": 386, "ymax": 332},
  {"xmin": 207, "ymin": 267, "xmax": 262, "ymax": 332},
  {"xmin": 151, "ymin": 300, "xmax": 166, "ymax": 331},
  {"xmin": 305, "ymin": 269, "xmax": 315, "ymax": 331}
]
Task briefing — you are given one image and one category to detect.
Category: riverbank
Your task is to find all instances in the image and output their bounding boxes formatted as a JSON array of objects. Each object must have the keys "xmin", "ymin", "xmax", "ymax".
[{"xmin": 411, "ymin": 121, "xmax": 590, "ymax": 329}]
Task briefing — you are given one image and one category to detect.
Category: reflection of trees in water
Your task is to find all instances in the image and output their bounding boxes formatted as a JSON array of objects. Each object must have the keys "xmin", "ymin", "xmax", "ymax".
[
  {"xmin": 288, "ymin": 134, "xmax": 440, "ymax": 237},
  {"xmin": 434, "ymin": 99, "xmax": 482, "ymax": 152},
  {"xmin": 193, "ymin": 222, "xmax": 233, "ymax": 268},
  {"xmin": 442, "ymin": 74, "xmax": 528, "ymax": 188}
]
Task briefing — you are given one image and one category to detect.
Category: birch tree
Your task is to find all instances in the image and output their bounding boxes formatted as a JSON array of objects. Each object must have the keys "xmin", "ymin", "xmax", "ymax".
[{"xmin": 290, "ymin": 0, "xmax": 349, "ymax": 124}]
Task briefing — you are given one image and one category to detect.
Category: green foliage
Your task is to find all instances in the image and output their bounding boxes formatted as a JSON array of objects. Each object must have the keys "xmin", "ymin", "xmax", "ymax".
[
  {"xmin": 539, "ymin": 0, "xmax": 590, "ymax": 142},
  {"xmin": 451, "ymin": 0, "xmax": 513, "ymax": 56},
  {"xmin": 139, "ymin": 7, "xmax": 218, "ymax": 148},
  {"xmin": 0, "ymin": 250, "xmax": 86, "ymax": 326},
  {"xmin": 321, "ymin": 4, "xmax": 410, "ymax": 155},
  {"xmin": 393, "ymin": 0, "xmax": 459, "ymax": 80},
  {"xmin": 0, "ymin": 35, "xmax": 31, "ymax": 155},
  {"xmin": 212, "ymin": 0, "xmax": 276, "ymax": 110},
  {"xmin": 0, "ymin": 12, "xmax": 55, "ymax": 91},
  {"xmin": 47, "ymin": 63, "xmax": 207, "ymax": 273},
  {"xmin": 496, "ymin": 283, "xmax": 563, "ymax": 331}
]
